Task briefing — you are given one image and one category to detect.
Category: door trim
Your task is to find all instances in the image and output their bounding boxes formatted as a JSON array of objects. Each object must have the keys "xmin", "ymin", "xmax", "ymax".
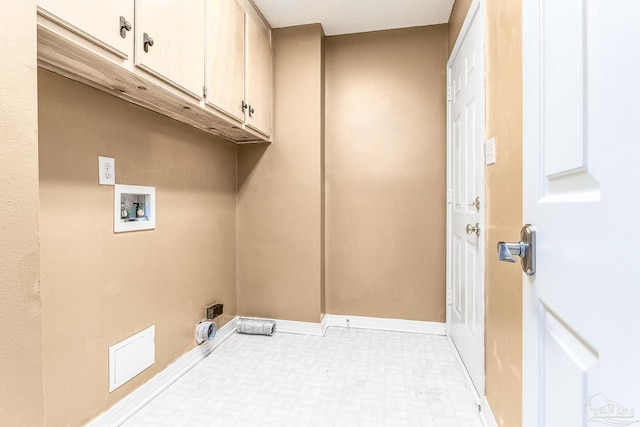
[{"xmin": 445, "ymin": 0, "xmax": 486, "ymax": 396}]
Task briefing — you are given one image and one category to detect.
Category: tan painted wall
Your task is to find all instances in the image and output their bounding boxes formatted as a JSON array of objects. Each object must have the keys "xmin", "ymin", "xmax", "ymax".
[
  {"xmin": 325, "ymin": 26, "xmax": 448, "ymax": 322},
  {"xmin": 484, "ymin": 0, "xmax": 523, "ymax": 424},
  {"xmin": 448, "ymin": 0, "xmax": 473, "ymax": 53},
  {"xmin": 38, "ymin": 70, "xmax": 237, "ymax": 426},
  {"xmin": 0, "ymin": 1, "xmax": 45, "ymax": 425},
  {"xmin": 237, "ymin": 25, "xmax": 325, "ymax": 323},
  {"xmin": 448, "ymin": 1, "xmax": 524, "ymax": 425}
]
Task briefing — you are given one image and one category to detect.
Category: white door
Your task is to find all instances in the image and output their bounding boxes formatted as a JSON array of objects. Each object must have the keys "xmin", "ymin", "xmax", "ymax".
[
  {"xmin": 522, "ymin": 1, "xmax": 640, "ymax": 426},
  {"xmin": 447, "ymin": 0, "xmax": 484, "ymax": 396}
]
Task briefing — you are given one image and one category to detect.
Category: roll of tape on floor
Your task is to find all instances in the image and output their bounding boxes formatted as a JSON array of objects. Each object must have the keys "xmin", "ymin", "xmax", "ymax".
[{"xmin": 237, "ymin": 318, "xmax": 276, "ymax": 336}]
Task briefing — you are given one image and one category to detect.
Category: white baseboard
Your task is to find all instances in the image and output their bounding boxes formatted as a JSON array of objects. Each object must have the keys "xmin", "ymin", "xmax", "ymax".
[
  {"xmin": 239, "ymin": 316, "xmax": 328, "ymax": 336},
  {"xmin": 447, "ymin": 336, "xmax": 498, "ymax": 427},
  {"xmin": 86, "ymin": 317, "xmax": 238, "ymax": 427},
  {"xmin": 448, "ymin": 336, "xmax": 482, "ymax": 406},
  {"xmin": 324, "ymin": 314, "xmax": 446, "ymax": 335},
  {"xmin": 239, "ymin": 314, "xmax": 445, "ymax": 337},
  {"xmin": 276, "ymin": 317, "xmax": 328, "ymax": 336},
  {"xmin": 480, "ymin": 396, "xmax": 499, "ymax": 427}
]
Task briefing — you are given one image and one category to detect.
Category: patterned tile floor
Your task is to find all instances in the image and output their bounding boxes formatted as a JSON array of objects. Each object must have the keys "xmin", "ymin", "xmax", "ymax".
[{"xmin": 121, "ymin": 327, "xmax": 483, "ymax": 427}]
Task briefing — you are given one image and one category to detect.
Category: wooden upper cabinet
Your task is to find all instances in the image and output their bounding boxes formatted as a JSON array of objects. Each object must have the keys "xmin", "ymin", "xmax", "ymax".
[
  {"xmin": 37, "ymin": 0, "xmax": 134, "ymax": 61},
  {"xmin": 245, "ymin": 13, "xmax": 273, "ymax": 137},
  {"xmin": 37, "ymin": 0, "xmax": 271, "ymax": 143},
  {"xmin": 135, "ymin": 0, "xmax": 205, "ymax": 100},
  {"xmin": 206, "ymin": 0, "xmax": 272, "ymax": 137},
  {"xmin": 206, "ymin": 0, "xmax": 245, "ymax": 123}
]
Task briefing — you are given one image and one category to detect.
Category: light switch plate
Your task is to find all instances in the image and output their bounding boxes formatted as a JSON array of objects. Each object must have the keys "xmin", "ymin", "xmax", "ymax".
[
  {"xmin": 99, "ymin": 156, "xmax": 115, "ymax": 185},
  {"xmin": 485, "ymin": 138, "xmax": 496, "ymax": 165}
]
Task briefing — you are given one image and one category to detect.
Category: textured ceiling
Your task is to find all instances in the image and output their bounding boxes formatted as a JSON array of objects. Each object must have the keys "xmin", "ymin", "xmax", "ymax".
[{"xmin": 251, "ymin": 0, "xmax": 455, "ymax": 36}]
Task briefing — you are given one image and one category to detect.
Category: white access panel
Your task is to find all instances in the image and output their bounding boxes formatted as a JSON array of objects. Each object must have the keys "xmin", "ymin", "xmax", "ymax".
[{"xmin": 109, "ymin": 325, "xmax": 155, "ymax": 392}]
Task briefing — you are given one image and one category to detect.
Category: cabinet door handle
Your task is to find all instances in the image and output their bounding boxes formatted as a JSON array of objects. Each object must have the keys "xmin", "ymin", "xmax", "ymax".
[
  {"xmin": 143, "ymin": 33, "xmax": 154, "ymax": 52},
  {"xmin": 119, "ymin": 16, "xmax": 132, "ymax": 38},
  {"xmin": 249, "ymin": 106, "xmax": 255, "ymax": 117},
  {"xmin": 241, "ymin": 100, "xmax": 248, "ymax": 112}
]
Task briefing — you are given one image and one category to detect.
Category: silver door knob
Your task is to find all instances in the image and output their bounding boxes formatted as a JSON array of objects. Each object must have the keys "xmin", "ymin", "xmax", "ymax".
[{"xmin": 497, "ymin": 224, "xmax": 536, "ymax": 275}]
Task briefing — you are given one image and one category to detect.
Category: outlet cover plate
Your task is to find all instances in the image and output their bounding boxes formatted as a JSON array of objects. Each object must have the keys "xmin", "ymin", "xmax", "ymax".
[
  {"xmin": 485, "ymin": 138, "xmax": 496, "ymax": 166},
  {"xmin": 99, "ymin": 156, "xmax": 115, "ymax": 185}
]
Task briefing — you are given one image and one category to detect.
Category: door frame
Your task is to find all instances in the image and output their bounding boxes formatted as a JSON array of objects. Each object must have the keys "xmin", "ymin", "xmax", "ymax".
[{"xmin": 445, "ymin": 0, "xmax": 486, "ymax": 398}]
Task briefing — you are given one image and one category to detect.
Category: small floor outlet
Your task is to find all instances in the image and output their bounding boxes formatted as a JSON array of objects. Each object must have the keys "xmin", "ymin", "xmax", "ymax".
[{"xmin": 206, "ymin": 303, "xmax": 223, "ymax": 320}]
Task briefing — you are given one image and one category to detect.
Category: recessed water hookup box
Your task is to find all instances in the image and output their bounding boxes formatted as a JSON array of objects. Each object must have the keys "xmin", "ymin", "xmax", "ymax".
[{"xmin": 114, "ymin": 184, "xmax": 156, "ymax": 233}]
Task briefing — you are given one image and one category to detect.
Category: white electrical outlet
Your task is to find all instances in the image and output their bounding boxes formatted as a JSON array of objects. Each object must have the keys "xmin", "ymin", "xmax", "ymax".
[{"xmin": 98, "ymin": 156, "xmax": 115, "ymax": 185}]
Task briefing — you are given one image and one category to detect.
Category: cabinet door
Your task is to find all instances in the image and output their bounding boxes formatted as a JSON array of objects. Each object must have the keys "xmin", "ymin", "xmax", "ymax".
[
  {"xmin": 37, "ymin": 0, "xmax": 134, "ymax": 60},
  {"xmin": 206, "ymin": 0, "xmax": 245, "ymax": 123},
  {"xmin": 245, "ymin": 13, "xmax": 272, "ymax": 137},
  {"xmin": 136, "ymin": 0, "xmax": 205, "ymax": 100}
]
